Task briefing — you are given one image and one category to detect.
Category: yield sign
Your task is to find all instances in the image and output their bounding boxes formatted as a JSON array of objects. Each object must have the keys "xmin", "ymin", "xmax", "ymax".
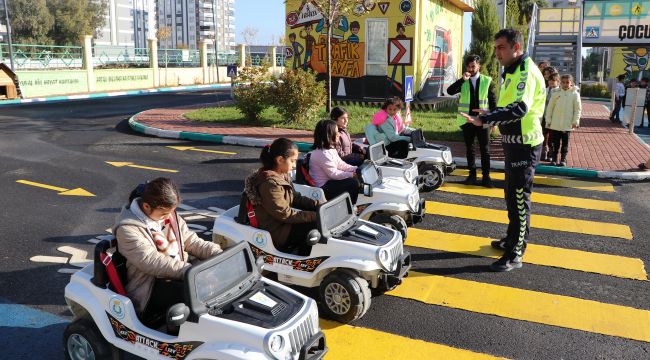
[
  {"xmin": 389, "ymin": 38, "xmax": 412, "ymax": 65},
  {"xmin": 291, "ymin": 1, "xmax": 323, "ymax": 28},
  {"xmin": 378, "ymin": 2, "xmax": 390, "ymax": 14}
]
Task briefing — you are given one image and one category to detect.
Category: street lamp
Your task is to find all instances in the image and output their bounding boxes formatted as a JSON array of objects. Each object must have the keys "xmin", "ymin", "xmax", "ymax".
[{"xmin": 2, "ymin": 0, "xmax": 15, "ymax": 71}]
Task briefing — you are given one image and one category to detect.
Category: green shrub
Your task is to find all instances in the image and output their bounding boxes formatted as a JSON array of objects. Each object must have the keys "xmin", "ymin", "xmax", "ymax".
[
  {"xmin": 232, "ymin": 65, "xmax": 273, "ymax": 121},
  {"xmin": 273, "ymin": 69, "xmax": 325, "ymax": 125},
  {"xmin": 580, "ymin": 83, "xmax": 611, "ymax": 99}
]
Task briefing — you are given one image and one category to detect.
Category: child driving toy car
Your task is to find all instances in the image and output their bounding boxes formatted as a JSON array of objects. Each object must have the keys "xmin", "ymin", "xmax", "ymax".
[
  {"xmin": 243, "ymin": 138, "xmax": 319, "ymax": 253},
  {"xmin": 114, "ymin": 177, "xmax": 222, "ymax": 326}
]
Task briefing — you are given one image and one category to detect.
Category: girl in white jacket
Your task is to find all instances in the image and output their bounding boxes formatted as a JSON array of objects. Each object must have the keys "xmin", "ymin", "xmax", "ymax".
[{"xmin": 546, "ymin": 74, "xmax": 582, "ymax": 167}]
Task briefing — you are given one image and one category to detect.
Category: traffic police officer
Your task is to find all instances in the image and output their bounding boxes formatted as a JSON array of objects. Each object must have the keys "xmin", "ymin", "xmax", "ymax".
[
  {"xmin": 447, "ymin": 54, "xmax": 497, "ymax": 187},
  {"xmin": 461, "ymin": 29, "xmax": 545, "ymax": 272}
]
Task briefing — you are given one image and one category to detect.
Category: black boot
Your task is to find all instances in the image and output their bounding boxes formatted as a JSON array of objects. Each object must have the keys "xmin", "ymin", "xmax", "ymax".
[
  {"xmin": 481, "ymin": 173, "xmax": 493, "ymax": 188},
  {"xmin": 463, "ymin": 170, "xmax": 477, "ymax": 185}
]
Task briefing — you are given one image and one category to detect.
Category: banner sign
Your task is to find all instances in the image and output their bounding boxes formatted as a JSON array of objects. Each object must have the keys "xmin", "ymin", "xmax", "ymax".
[{"xmin": 583, "ymin": 0, "xmax": 650, "ymax": 45}]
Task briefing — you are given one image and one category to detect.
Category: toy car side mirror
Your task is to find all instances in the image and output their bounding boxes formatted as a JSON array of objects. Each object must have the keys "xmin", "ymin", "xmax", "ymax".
[
  {"xmin": 306, "ymin": 229, "xmax": 321, "ymax": 246},
  {"xmin": 362, "ymin": 183, "xmax": 373, "ymax": 197},
  {"xmin": 167, "ymin": 303, "xmax": 189, "ymax": 327}
]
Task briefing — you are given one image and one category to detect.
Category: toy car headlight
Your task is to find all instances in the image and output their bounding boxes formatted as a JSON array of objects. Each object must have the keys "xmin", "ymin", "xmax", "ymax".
[
  {"xmin": 443, "ymin": 150, "xmax": 452, "ymax": 164},
  {"xmin": 408, "ymin": 193, "xmax": 418, "ymax": 211},
  {"xmin": 404, "ymin": 168, "xmax": 414, "ymax": 183},
  {"xmin": 269, "ymin": 334, "xmax": 286, "ymax": 354},
  {"xmin": 376, "ymin": 248, "xmax": 392, "ymax": 271}
]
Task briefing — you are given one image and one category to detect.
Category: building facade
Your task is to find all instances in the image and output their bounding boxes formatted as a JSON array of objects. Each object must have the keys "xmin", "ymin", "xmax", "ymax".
[
  {"xmin": 285, "ymin": 0, "xmax": 472, "ymax": 100},
  {"xmin": 96, "ymin": 0, "xmax": 156, "ymax": 47},
  {"xmin": 156, "ymin": 0, "xmax": 235, "ymax": 53}
]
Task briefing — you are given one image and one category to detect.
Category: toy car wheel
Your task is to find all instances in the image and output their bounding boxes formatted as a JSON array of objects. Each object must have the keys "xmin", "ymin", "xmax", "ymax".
[
  {"xmin": 419, "ymin": 164, "xmax": 444, "ymax": 191},
  {"xmin": 369, "ymin": 213, "xmax": 408, "ymax": 241},
  {"xmin": 319, "ymin": 271, "xmax": 371, "ymax": 323},
  {"xmin": 63, "ymin": 318, "xmax": 115, "ymax": 360}
]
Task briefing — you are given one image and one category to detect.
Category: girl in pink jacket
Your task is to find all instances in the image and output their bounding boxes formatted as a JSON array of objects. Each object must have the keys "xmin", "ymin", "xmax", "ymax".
[{"xmin": 309, "ymin": 120, "xmax": 359, "ymax": 204}]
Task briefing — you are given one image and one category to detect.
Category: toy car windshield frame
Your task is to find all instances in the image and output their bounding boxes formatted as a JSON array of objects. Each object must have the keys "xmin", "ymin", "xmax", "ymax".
[
  {"xmin": 357, "ymin": 161, "xmax": 382, "ymax": 187},
  {"xmin": 367, "ymin": 142, "xmax": 389, "ymax": 164},
  {"xmin": 317, "ymin": 193, "xmax": 356, "ymax": 238},
  {"xmin": 184, "ymin": 242, "xmax": 260, "ymax": 321},
  {"xmin": 410, "ymin": 129, "xmax": 427, "ymax": 148}
]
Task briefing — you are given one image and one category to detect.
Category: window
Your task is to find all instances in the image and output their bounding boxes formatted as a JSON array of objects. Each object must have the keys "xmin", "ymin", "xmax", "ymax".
[{"xmin": 365, "ymin": 19, "xmax": 388, "ymax": 76}]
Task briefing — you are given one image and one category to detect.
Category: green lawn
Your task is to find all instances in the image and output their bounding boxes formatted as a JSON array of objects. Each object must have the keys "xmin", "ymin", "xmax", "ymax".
[{"xmin": 185, "ymin": 104, "xmax": 463, "ymax": 142}]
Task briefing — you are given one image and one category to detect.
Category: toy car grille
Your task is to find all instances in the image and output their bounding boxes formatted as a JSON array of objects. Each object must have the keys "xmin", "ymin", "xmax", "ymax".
[
  {"xmin": 389, "ymin": 240, "xmax": 403, "ymax": 271},
  {"xmin": 289, "ymin": 315, "xmax": 315, "ymax": 354}
]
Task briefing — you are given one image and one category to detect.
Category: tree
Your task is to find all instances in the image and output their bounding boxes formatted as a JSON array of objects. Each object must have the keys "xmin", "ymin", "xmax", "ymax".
[
  {"xmin": 240, "ymin": 26, "xmax": 259, "ymax": 65},
  {"xmin": 310, "ymin": 0, "xmax": 357, "ymax": 112},
  {"xmin": 7, "ymin": 0, "xmax": 54, "ymax": 45},
  {"xmin": 468, "ymin": 0, "xmax": 500, "ymax": 81},
  {"xmin": 48, "ymin": 0, "xmax": 108, "ymax": 46}
]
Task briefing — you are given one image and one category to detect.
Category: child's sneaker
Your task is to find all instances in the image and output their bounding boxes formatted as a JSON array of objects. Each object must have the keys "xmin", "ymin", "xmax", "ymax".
[
  {"xmin": 559, "ymin": 160, "xmax": 567, "ymax": 167},
  {"xmin": 550, "ymin": 161, "xmax": 557, "ymax": 166}
]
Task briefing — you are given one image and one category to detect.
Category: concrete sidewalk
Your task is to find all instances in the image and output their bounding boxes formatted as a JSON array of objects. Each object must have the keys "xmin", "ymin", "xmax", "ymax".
[{"xmin": 130, "ymin": 101, "xmax": 650, "ymax": 180}]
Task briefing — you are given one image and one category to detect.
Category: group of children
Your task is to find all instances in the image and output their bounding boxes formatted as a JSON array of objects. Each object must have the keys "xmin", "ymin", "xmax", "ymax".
[
  {"xmin": 541, "ymin": 66, "xmax": 582, "ymax": 167},
  {"xmin": 241, "ymin": 97, "xmax": 410, "ymax": 253}
]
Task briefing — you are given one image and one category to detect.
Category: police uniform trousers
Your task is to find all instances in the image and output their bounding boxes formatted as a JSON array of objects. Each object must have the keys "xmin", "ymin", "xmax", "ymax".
[{"xmin": 502, "ymin": 143, "xmax": 541, "ymax": 256}]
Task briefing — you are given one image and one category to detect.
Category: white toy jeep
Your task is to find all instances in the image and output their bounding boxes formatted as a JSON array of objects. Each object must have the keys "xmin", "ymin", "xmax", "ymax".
[
  {"xmin": 294, "ymin": 156, "xmax": 424, "ymax": 240},
  {"xmin": 212, "ymin": 194, "xmax": 411, "ymax": 324},
  {"xmin": 63, "ymin": 239, "xmax": 327, "ymax": 360}
]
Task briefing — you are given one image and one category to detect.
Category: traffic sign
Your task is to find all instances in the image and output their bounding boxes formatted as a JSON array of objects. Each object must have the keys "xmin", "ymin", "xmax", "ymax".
[
  {"xmin": 227, "ymin": 65, "xmax": 238, "ymax": 78},
  {"xmin": 400, "ymin": 0, "xmax": 412, "ymax": 13},
  {"xmin": 388, "ymin": 38, "xmax": 413, "ymax": 65},
  {"xmin": 404, "ymin": 76, "xmax": 413, "ymax": 102}
]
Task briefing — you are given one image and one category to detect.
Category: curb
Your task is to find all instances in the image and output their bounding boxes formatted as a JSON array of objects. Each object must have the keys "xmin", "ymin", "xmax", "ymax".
[
  {"xmin": 129, "ymin": 114, "xmax": 650, "ymax": 181},
  {"xmin": 128, "ymin": 112, "xmax": 314, "ymax": 152},
  {"xmin": 0, "ymin": 83, "xmax": 231, "ymax": 107}
]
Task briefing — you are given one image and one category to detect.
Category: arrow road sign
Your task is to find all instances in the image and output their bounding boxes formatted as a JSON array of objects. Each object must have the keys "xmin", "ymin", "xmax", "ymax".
[{"xmin": 16, "ymin": 180, "xmax": 95, "ymax": 197}]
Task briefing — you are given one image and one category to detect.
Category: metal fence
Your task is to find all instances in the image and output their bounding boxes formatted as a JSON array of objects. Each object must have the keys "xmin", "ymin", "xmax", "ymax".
[
  {"xmin": 93, "ymin": 45, "xmax": 149, "ymax": 68},
  {"xmin": 157, "ymin": 48, "xmax": 201, "ymax": 67},
  {"xmin": 0, "ymin": 43, "xmax": 83, "ymax": 70},
  {"xmin": 208, "ymin": 51, "xmax": 240, "ymax": 66}
]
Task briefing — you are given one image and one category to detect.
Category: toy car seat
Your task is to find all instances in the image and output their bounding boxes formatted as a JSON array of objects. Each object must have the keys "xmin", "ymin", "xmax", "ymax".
[
  {"xmin": 92, "ymin": 238, "xmax": 128, "ymax": 296},
  {"xmin": 295, "ymin": 153, "xmax": 316, "ymax": 186}
]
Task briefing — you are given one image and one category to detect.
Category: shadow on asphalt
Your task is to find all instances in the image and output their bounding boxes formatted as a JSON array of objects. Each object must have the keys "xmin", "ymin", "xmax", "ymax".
[
  {"xmin": 0, "ymin": 323, "xmax": 68, "ymax": 360},
  {"xmin": 181, "ymin": 180, "xmax": 243, "ymax": 194}
]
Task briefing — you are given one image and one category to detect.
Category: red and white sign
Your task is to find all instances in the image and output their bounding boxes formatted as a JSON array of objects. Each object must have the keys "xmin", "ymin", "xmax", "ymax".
[
  {"xmin": 388, "ymin": 38, "xmax": 413, "ymax": 65},
  {"xmin": 404, "ymin": 15, "xmax": 415, "ymax": 26},
  {"xmin": 286, "ymin": 11, "xmax": 299, "ymax": 26},
  {"xmin": 285, "ymin": 47, "xmax": 294, "ymax": 58},
  {"xmin": 291, "ymin": 1, "xmax": 324, "ymax": 28}
]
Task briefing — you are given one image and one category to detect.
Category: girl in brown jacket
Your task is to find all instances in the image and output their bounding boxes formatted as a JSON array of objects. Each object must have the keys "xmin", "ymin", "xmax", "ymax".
[
  {"xmin": 244, "ymin": 138, "xmax": 319, "ymax": 252},
  {"xmin": 114, "ymin": 178, "xmax": 222, "ymax": 324}
]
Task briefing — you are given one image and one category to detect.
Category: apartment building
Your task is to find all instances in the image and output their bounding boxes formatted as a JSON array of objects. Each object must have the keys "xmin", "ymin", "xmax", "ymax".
[
  {"xmin": 96, "ymin": 0, "xmax": 155, "ymax": 47},
  {"xmin": 157, "ymin": 0, "xmax": 235, "ymax": 52}
]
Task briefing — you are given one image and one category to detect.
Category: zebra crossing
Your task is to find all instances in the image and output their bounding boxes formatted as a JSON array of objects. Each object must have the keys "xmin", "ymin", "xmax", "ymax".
[{"xmin": 176, "ymin": 169, "xmax": 647, "ymax": 359}]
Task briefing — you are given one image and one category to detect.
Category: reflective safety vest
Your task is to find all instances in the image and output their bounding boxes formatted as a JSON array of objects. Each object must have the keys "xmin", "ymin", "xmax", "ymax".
[
  {"xmin": 497, "ymin": 56, "xmax": 545, "ymax": 146},
  {"xmin": 456, "ymin": 74, "xmax": 492, "ymax": 127}
]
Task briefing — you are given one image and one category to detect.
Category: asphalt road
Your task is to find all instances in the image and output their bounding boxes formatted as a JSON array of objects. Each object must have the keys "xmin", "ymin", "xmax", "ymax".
[{"xmin": 1, "ymin": 91, "xmax": 649, "ymax": 359}]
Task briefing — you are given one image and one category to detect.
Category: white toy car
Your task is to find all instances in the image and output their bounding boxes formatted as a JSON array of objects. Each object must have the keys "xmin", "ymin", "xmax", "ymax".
[
  {"xmin": 212, "ymin": 194, "xmax": 411, "ymax": 324},
  {"xmin": 63, "ymin": 239, "xmax": 327, "ymax": 360},
  {"xmin": 366, "ymin": 141, "xmax": 420, "ymax": 189},
  {"xmin": 405, "ymin": 129, "xmax": 456, "ymax": 191},
  {"xmin": 294, "ymin": 156, "xmax": 424, "ymax": 240},
  {"xmin": 355, "ymin": 129, "xmax": 456, "ymax": 191}
]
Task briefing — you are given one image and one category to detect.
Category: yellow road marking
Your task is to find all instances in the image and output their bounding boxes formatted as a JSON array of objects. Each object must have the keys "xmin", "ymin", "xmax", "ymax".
[
  {"xmin": 16, "ymin": 180, "xmax": 95, "ymax": 197},
  {"xmin": 321, "ymin": 320, "xmax": 506, "ymax": 359},
  {"xmin": 425, "ymin": 201, "xmax": 633, "ymax": 240},
  {"xmin": 440, "ymin": 182, "xmax": 622, "ymax": 213},
  {"xmin": 105, "ymin": 161, "xmax": 178, "ymax": 173},
  {"xmin": 452, "ymin": 168, "xmax": 615, "ymax": 192},
  {"xmin": 167, "ymin": 145, "xmax": 237, "ymax": 155},
  {"xmin": 388, "ymin": 273, "xmax": 650, "ymax": 343},
  {"xmin": 406, "ymin": 228, "xmax": 647, "ymax": 280}
]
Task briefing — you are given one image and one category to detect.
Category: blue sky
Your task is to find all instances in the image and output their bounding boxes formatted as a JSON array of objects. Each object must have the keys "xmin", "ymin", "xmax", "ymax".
[{"xmin": 235, "ymin": 0, "xmax": 472, "ymax": 52}]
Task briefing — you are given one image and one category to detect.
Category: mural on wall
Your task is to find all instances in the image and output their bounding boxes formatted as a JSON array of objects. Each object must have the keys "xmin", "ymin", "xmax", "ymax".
[
  {"xmin": 611, "ymin": 47, "xmax": 650, "ymax": 81},
  {"xmin": 285, "ymin": 0, "xmax": 464, "ymax": 99},
  {"xmin": 418, "ymin": 0, "xmax": 460, "ymax": 99}
]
